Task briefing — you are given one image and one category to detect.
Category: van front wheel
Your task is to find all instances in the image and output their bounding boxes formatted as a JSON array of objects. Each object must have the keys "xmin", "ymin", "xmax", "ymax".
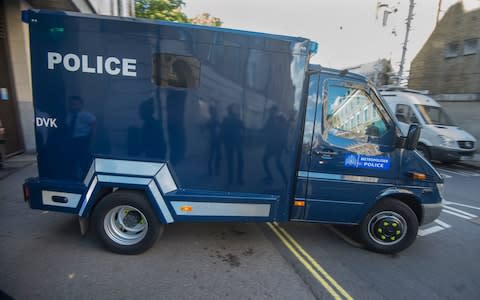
[
  {"xmin": 92, "ymin": 190, "xmax": 164, "ymax": 254},
  {"xmin": 358, "ymin": 199, "xmax": 418, "ymax": 254}
]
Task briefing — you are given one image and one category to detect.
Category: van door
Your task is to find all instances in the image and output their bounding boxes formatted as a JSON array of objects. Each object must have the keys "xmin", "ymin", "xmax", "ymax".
[
  {"xmin": 291, "ymin": 72, "xmax": 320, "ymax": 220},
  {"xmin": 303, "ymin": 78, "xmax": 399, "ymax": 224}
]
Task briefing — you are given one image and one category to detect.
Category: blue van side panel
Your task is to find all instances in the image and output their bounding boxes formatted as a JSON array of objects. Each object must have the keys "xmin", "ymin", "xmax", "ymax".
[{"xmin": 25, "ymin": 10, "xmax": 312, "ymax": 221}]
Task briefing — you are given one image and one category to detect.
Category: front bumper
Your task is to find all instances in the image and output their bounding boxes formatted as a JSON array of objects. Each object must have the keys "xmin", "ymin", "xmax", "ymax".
[
  {"xmin": 430, "ymin": 146, "xmax": 475, "ymax": 162},
  {"xmin": 421, "ymin": 201, "xmax": 443, "ymax": 225}
]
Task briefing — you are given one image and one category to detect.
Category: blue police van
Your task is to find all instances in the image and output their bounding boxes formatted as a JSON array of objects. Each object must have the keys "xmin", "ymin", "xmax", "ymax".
[{"xmin": 22, "ymin": 10, "xmax": 443, "ymax": 254}]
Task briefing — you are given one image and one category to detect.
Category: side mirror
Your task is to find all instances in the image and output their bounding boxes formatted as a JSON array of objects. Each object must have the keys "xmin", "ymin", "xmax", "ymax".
[{"xmin": 405, "ymin": 124, "xmax": 421, "ymax": 150}]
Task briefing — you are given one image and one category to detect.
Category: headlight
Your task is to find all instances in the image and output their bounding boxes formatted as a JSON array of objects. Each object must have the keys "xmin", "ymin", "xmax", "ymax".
[
  {"xmin": 439, "ymin": 135, "xmax": 456, "ymax": 148},
  {"xmin": 436, "ymin": 183, "xmax": 445, "ymax": 201}
]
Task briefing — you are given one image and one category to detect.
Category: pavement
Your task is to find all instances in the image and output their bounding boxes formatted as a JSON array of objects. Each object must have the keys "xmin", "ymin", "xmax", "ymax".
[
  {"xmin": 458, "ymin": 153, "xmax": 480, "ymax": 169},
  {"xmin": 0, "ymin": 153, "xmax": 37, "ymax": 180}
]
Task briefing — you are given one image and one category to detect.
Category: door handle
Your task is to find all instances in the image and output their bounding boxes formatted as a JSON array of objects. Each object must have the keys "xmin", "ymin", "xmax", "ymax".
[{"xmin": 313, "ymin": 149, "xmax": 338, "ymax": 156}]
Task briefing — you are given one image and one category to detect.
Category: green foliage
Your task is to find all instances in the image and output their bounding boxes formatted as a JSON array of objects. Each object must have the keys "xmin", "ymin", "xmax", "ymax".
[
  {"xmin": 135, "ymin": 0, "xmax": 222, "ymax": 26},
  {"xmin": 189, "ymin": 13, "xmax": 222, "ymax": 27},
  {"xmin": 135, "ymin": 0, "xmax": 188, "ymax": 22}
]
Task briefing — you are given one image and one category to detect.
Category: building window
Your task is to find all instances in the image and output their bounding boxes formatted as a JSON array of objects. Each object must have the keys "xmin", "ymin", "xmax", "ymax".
[
  {"xmin": 152, "ymin": 54, "xmax": 200, "ymax": 88},
  {"xmin": 445, "ymin": 42, "xmax": 459, "ymax": 58},
  {"xmin": 464, "ymin": 39, "xmax": 478, "ymax": 55}
]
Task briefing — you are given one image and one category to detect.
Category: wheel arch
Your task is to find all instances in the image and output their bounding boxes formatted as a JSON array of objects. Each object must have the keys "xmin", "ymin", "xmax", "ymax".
[
  {"xmin": 376, "ymin": 190, "xmax": 423, "ymax": 224},
  {"xmin": 79, "ymin": 158, "xmax": 178, "ymax": 224},
  {"xmin": 80, "ymin": 182, "xmax": 174, "ymax": 225}
]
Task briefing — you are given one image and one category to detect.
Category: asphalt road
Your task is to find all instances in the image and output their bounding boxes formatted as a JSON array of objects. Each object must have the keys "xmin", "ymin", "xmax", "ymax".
[{"xmin": 1, "ymin": 161, "xmax": 479, "ymax": 299}]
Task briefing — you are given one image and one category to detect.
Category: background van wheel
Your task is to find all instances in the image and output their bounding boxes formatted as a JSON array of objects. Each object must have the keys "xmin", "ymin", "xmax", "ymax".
[
  {"xmin": 358, "ymin": 199, "xmax": 418, "ymax": 254},
  {"xmin": 416, "ymin": 144, "xmax": 431, "ymax": 161},
  {"xmin": 92, "ymin": 190, "xmax": 164, "ymax": 254}
]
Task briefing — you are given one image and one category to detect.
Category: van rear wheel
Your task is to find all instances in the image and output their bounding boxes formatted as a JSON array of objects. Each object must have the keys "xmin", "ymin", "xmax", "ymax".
[
  {"xmin": 358, "ymin": 199, "xmax": 418, "ymax": 254},
  {"xmin": 92, "ymin": 190, "xmax": 164, "ymax": 254}
]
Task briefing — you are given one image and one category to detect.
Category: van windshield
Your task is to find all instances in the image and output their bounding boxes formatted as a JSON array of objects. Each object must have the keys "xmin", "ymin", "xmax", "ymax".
[{"xmin": 415, "ymin": 105, "xmax": 455, "ymax": 126}]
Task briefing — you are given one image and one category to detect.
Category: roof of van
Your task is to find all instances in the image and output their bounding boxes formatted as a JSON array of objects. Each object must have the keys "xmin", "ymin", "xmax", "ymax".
[
  {"xmin": 380, "ymin": 90, "xmax": 441, "ymax": 107},
  {"xmin": 23, "ymin": 9, "xmax": 312, "ymax": 44},
  {"xmin": 378, "ymin": 86, "xmax": 429, "ymax": 94},
  {"xmin": 309, "ymin": 65, "xmax": 368, "ymax": 82}
]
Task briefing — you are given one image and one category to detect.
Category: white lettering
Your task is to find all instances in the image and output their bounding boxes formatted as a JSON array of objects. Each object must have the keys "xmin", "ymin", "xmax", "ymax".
[
  {"xmin": 81, "ymin": 55, "xmax": 96, "ymax": 73},
  {"xmin": 63, "ymin": 54, "xmax": 80, "ymax": 72},
  {"xmin": 47, "ymin": 52, "xmax": 62, "ymax": 69},
  {"xmin": 35, "ymin": 117, "xmax": 58, "ymax": 128},
  {"xmin": 122, "ymin": 58, "xmax": 137, "ymax": 77},
  {"xmin": 105, "ymin": 57, "xmax": 121, "ymax": 75},
  {"xmin": 48, "ymin": 118, "xmax": 58, "ymax": 128},
  {"xmin": 96, "ymin": 56, "xmax": 103, "ymax": 74},
  {"xmin": 47, "ymin": 52, "xmax": 137, "ymax": 77},
  {"xmin": 363, "ymin": 162, "xmax": 384, "ymax": 168},
  {"xmin": 36, "ymin": 117, "xmax": 44, "ymax": 127}
]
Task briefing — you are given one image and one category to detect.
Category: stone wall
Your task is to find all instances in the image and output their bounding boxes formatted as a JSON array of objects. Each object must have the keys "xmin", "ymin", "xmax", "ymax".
[
  {"xmin": 409, "ymin": 3, "xmax": 480, "ymax": 95},
  {"xmin": 437, "ymin": 100, "xmax": 480, "ymax": 150}
]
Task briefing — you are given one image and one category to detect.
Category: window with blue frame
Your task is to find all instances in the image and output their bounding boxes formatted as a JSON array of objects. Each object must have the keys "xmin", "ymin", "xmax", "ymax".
[{"xmin": 325, "ymin": 84, "xmax": 389, "ymax": 146}]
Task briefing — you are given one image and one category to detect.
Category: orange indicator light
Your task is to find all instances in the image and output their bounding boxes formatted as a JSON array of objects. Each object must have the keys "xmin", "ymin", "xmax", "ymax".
[
  {"xmin": 180, "ymin": 205, "xmax": 192, "ymax": 212},
  {"xmin": 411, "ymin": 172, "xmax": 427, "ymax": 180}
]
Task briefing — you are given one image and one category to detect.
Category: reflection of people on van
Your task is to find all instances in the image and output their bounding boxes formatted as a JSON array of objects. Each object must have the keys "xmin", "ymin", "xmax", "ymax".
[
  {"xmin": 222, "ymin": 104, "xmax": 244, "ymax": 185},
  {"xmin": 167, "ymin": 89, "xmax": 186, "ymax": 164},
  {"xmin": 170, "ymin": 59, "xmax": 192, "ymax": 88},
  {"xmin": 206, "ymin": 106, "xmax": 222, "ymax": 176},
  {"xmin": 139, "ymin": 98, "xmax": 166, "ymax": 159},
  {"xmin": 66, "ymin": 96, "xmax": 96, "ymax": 178},
  {"xmin": 262, "ymin": 106, "xmax": 288, "ymax": 184}
]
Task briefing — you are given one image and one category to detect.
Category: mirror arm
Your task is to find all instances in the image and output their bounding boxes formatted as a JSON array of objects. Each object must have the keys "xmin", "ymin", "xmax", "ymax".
[{"xmin": 396, "ymin": 136, "xmax": 407, "ymax": 149}]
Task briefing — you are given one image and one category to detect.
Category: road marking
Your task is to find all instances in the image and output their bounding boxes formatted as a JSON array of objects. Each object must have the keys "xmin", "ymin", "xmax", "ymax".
[
  {"xmin": 443, "ymin": 205, "xmax": 478, "ymax": 218},
  {"xmin": 418, "ymin": 225, "xmax": 444, "ymax": 236},
  {"xmin": 437, "ymin": 168, "xmax": 464, "ymax": 176},
  {"xmin": 442, "ymin": 209, "xmax": 472, "ymax": 220},
  {"xmin": 267, "ymin": 222, "xmax": 353, "ymax": 300},
  {"xmin": 274, "ymin": 223, "xmax": 355, "ymax": 300},
  {"xmin": 439, "ymin": 173, "xmax": 452, "ymax": 179},
  {"xmin": 437, "ymin": 168, "xmax": 480, "ymax": 177},
  {"xmin": 434, "ymin": 219, "xmax": 451, "ymax": 228},
  {"xmin": 417, "ymin": 219, "xmax": 451, "ymax": 236},
  {"xmin": 444, "ymin": 201, "xmax": 480, "ymax": 211}
]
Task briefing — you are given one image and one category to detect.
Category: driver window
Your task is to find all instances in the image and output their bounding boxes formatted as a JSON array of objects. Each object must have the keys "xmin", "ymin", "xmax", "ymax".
[
  {"xmin": 395, "ymin": 104, "xmax": 418, "ymax": 124},
  {"xmin": 325, "ymin": 84, "xmax": 389, "ymax": 145}
]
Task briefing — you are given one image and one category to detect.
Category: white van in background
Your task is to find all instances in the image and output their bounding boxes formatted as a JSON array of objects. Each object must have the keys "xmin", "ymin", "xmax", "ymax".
[{"xmin": 379, "ymin": 87, "xmax": 477, "ymax": 163}]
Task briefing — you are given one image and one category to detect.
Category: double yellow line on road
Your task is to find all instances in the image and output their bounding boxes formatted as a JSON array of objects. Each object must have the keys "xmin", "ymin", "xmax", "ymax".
[{"xmin": 267, "ymin": 222, "xmax": 353, "ymax": 300}]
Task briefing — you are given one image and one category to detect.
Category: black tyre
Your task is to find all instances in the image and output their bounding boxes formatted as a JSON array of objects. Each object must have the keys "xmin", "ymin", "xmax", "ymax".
[
  {"xmin": 416, "ymin": 144, "xmax": 431, "ymax": 161},
  {"xmin": 358, "ymin": 199, "xmax": 418, "ymax": 254},
  {"xmin": 92, "ymin": 190, "xmax": 164, "ymax": 254}
]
